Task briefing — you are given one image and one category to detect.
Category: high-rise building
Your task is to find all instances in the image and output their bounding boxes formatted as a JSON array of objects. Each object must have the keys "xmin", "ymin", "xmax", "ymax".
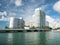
[
  {"xmin": 9, "ymin": 17, "xmax": 25, "ymax": 29},
  {"xmin": 33, "ymin": 8, "xmax": 46, "ymax": 29}
]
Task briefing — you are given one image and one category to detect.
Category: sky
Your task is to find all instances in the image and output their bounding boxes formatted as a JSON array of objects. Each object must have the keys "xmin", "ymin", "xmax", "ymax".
[{"xmin": 0, "ymin": 0, "xmax": 60, "ymax": 28}]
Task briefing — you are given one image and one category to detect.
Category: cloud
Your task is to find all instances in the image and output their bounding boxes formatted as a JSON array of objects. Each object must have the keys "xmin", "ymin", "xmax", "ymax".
[
  {"xmin": 46, "ymin": 15, "xmax": 60, "ymax": 28},
  {"xmin": 14, "ymin": 0, "xmax": 23, "ymax": 6},
  {"xmin": 53, "ymin": 1, "xmax": 60, "ymax": 13},
  {"xmin": 46, "ymin": 15, "xmax": 56, "ymax": 28},
  {"xmin": 0, "ymin": 11, "xmax": 7, "ymax": 21},
  {"xmin": 0, "ymin": 11, "xmax": 8, "ymax": 21},
  {"xmin": 0, "ymin": 18, "xmax": 9, "ymax": 21},
  {"xmin": 8, "ymin": 12, "xmax": 16, "ymax": 17},
  {"xmin": 54, "ymin": 19, "xmax": 60, "ymax": 28},
  {"xmin": 30, "ymin": 0, "xmax": 36, "ymax": 3},
  {"xmin": 31, "ymin": 14, "xmax": 60, "ymax": 28},
  {"xmin": 0, "ymin": 11, "xmax": 7, "ymax": 16}
]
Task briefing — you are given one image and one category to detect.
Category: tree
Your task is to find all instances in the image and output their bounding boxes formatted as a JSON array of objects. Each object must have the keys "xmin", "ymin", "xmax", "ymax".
[
  {"xmin": 43, "ymin": 26, "xmax": 52, "ymax": 30},
  {"xmin": 30, "ymin": 26, "xmax": 36, "ymax": 29},
  {"xmin": 5, "ymin": 26, "xmax": 9, "ymax": 29}
]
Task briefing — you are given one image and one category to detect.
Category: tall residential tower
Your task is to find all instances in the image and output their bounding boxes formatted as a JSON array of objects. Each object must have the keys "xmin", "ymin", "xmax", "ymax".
[{"xmin": 33, "ymin": 8, "xmax": 46, "ymax": 29}]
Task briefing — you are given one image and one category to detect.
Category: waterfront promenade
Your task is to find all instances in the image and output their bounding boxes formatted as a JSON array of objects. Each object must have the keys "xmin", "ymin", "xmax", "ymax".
[{"xmin": 0, "ymin": 29, "xmax": 51, "ymax": 33}]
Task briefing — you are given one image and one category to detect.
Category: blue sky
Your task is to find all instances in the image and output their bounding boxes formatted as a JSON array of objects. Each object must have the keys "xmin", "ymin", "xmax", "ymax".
[
  {"xmin": 0, "ymin": 0, "xmax": 59, "ymax": 17},
  {"xmin": 0, "ymin": 0, "xmax": 60, "ymax": 28}
]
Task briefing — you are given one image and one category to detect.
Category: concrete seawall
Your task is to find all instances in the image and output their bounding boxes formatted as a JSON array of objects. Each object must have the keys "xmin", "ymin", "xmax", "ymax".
[{"xmin": 0, "ymin": 29, "xmax": 51, "ymax": 33}]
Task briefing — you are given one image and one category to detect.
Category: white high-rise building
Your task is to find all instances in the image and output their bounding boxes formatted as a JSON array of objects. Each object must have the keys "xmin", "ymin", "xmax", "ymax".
[
  {"xmin": 9, "ymin": 17, "xmax": 25, "ymax": 28},
  {"xmin": 33, "ymin": 8, "xmax": 46, "ymax": 29}
]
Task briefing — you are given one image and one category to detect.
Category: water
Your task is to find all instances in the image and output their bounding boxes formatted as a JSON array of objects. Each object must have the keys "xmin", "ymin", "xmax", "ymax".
[{"xmin": 0, "ymin": 30, "xmax": 60, "ymax": 45}]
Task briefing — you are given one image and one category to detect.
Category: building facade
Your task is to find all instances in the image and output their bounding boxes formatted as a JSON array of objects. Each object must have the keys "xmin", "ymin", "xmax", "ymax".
[
  {"xmin": 9, "ymin": 17, "xmax": 25, "ymax": 29},
  {"xmin": 34, "ymin": 8, "xmax": 46, "ymax": 29}
]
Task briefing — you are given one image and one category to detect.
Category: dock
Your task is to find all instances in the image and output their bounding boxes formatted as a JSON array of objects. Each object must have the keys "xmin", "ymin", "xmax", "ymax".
[{"xmin": 0, "ymin": 29, "xmax": 51, "ymax": 33}]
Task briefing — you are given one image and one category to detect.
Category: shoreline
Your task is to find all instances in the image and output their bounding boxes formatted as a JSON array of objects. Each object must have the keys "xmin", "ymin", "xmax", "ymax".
[
  {"xmin": 0, "ymin": 29, "xmax": 51, "ymax": 33},
  {"xmin": 0, "ymin": 29, "xmax": 51, "ymax": 30}
]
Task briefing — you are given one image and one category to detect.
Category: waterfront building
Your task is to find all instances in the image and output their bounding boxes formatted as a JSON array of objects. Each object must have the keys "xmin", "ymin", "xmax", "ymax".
[
  {"xmin": 24, "ymin": 26, "xmax": 30, "ymax": 29},
  {"xmin": 33, "ymin": 8, "xmax": 46, "ymax": 29},
  {"xmin": 9, "ymin": 17, "xmax": 25, "ymax": 29}
]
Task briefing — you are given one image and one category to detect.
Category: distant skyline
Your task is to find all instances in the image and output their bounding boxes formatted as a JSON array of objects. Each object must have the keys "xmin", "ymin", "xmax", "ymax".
[{"xmin": 0, "ymin": 0, "xmax": 60, "ymax": 28}]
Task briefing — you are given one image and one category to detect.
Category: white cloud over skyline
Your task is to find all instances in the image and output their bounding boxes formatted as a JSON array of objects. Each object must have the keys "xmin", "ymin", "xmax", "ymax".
[
  {"xmin": 0, "ymin": 11, "xmax": 8, "ymax": 21},
  {"xmin": 53, "ymin": 1, "xmax": 60, "ymax": 13},
  {"xmin": 46, "ymin": 15, "xmax": 56, "ymax": 28},
  {"xmin": 30, "ymin": 15, "xmax": 60, "ymax": 28},
  {"xmin": 8, "ymin": 12, "xmax": 16, "ymax": 17},
  {"xmin": 0, "ymin": 11, "xmax": 7, "ymax": 16},
  {"xmin": 0, "ymin": 18, "xmax": 8, "ymax": 21},
  {"xmin": 14, "ymin": 0, "xmax": 23, "ymax": 6}
]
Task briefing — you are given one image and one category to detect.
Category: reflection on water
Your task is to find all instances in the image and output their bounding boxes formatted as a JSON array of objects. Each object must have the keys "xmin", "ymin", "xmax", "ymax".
[
  {"xmin": 39, "ymin": 32, "xmax": 46, "ymax": 45},
  {"xmin": 0, "ymin": 31, "xmax": 60, "ymax": 45},
  {"xmin": 24, "ymin": 32, "xmax": 40, "ymax": 45},
  {"xmin": 13, "ymin": 33, "xmax": 25, "ymax": 45},
  {"xmin": 7, "ymin": 33, "xmax": 13, "ymax": 45},
  {"xmin": 46, "ymin": 31, "xmax": 60, "ymax": 45}
]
